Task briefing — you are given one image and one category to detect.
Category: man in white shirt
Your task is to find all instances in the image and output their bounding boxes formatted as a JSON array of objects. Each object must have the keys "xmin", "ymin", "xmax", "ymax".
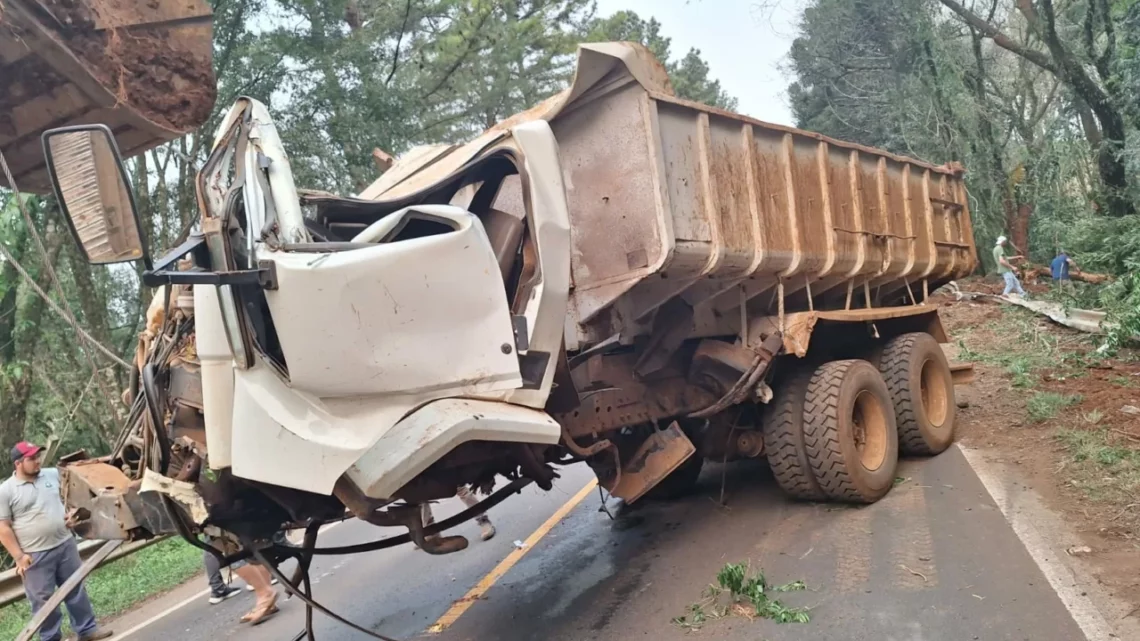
[{"xmin": 0, "ymin": 442, "xmax": 112, "ymax": 641}]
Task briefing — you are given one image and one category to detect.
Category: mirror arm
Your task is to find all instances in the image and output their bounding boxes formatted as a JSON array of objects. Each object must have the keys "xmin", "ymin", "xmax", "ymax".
[
  {"xmin": 142, "ymin": 262, "xmax": 278, "ymax": 290},
  {"xmin": 150, "ymin": 233, "xmax": 208, "ymax": 274}
]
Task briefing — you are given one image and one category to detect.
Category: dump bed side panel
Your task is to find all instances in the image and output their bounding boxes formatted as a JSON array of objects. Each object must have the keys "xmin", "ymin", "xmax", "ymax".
[{"xmin": 560, "ymin": 89, "xmax": 976, "ymax": 346}]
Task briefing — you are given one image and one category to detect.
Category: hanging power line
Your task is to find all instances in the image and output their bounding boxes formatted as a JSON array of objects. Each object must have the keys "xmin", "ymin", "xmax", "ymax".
[{"xmin": 0, "ymin": 153, "xmax": 131, "ymax": 371}]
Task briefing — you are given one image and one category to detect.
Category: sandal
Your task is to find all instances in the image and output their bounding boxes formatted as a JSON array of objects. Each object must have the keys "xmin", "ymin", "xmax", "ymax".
[
  {"xmin": 249, "ymin": 604, "xmax": 280, "ymax": 626},
  {"xmin": 241, "ymin": 594, "xmax": 279, "ymax": 624}
]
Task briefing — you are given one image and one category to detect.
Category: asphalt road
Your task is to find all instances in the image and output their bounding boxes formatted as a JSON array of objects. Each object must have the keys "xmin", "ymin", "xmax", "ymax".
[{"xmin": 106, "ymin": 448, "xmax": 1097, "ymax": 641}]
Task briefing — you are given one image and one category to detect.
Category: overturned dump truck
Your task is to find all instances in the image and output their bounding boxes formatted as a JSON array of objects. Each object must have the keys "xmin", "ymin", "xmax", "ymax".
[
  {"xmin": 0, "ymin": 0, "xmax": 216, "ymax": 191},
  {"xmin": 40, "ymin": 42, "xmax": 976, "ymax": 619}
]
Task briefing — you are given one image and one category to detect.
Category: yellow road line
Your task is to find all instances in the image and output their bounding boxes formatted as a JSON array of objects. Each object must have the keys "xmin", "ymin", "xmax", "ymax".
[{"xmin": 427, "ymin": 478, "xmax": 599, "ymax": 634}]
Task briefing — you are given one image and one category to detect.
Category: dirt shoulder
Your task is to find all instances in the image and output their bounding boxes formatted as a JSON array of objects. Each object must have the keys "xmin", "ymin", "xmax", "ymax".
[{"xmin": 939, "ymin": 277, "xmax": 1140, "ymax": 614}]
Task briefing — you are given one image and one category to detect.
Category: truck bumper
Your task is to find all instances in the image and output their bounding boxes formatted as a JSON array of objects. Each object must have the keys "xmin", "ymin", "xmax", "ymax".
[{"xmin": 345, "ymin": 398, "xmax": 561, "ymax": 500}]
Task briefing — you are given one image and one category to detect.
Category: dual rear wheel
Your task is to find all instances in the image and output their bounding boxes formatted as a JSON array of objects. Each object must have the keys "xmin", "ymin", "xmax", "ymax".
[{"xmin": 765, "ymin": 332, "xmax": 955, "ymax": 504}]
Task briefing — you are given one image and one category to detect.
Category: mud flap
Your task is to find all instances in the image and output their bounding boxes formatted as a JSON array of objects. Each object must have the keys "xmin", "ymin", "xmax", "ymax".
[{"xmin": 608, "ymin": 421, "xmax": 696, "ymax": 504}]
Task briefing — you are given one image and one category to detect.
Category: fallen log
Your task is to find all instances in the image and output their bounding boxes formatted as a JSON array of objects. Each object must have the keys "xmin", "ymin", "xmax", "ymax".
[{"xmin": 1025, "ymin": 265, "xmax": 1111, "ymax": 284}]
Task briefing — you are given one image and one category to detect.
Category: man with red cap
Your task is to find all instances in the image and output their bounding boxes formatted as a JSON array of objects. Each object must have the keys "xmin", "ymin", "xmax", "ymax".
[{"xmin": 0, "ymin": 442, "xmax": 112, "ymax": 641}]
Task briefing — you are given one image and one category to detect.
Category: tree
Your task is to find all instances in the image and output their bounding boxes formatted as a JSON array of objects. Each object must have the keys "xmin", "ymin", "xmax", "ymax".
[
  {"xmin": 584, "ymin": 9, "xmax": 672, "ymax": 60},
  {"xmin": 424, "ymin": 0, "xmax": 596, "ymax": 136},
  {"xmin": 786, "ymin": 0, "xmax": 1102, "ymax": 269},
  {"xmin": 585, "ymin": 10, "xmax": 738, "ymax": 110},
  {"xmin": 937, "ymin": 0, "xmax": 1134, "ymax": 217},
  {"xmin": 670, "ymin": 49, "xmax": 737, "ymax": 111}
]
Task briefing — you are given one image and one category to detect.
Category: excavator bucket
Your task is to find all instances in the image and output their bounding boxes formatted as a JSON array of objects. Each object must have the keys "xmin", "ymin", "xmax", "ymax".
[{"xmin": 0, "ymin": 0, "xmax": 216, "ymax": 193}]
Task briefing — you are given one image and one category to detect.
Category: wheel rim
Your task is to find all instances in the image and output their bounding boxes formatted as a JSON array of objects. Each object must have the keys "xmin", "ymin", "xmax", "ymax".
[
  {"xmin": 919, "ymin": 358, "xmax": 950, "ymax": 428},
  {"xmin": 852, "ymin": 389, "xmax": 889, "ymax": 471}
]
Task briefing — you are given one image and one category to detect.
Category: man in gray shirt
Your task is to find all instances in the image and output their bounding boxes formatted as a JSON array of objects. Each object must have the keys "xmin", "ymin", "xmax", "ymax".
[{"xmin": 0, "ymin": 442, "xmax": 112, "ymax": 641}]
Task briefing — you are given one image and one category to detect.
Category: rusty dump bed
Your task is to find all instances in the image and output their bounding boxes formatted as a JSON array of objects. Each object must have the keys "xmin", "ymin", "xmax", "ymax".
[
  {"xmin": 0, "ymin": 0, "xmax": 216, "ymax": 192},
  {"xmin": 362, "ymin": 43, "xmax": 979, "ymax": 349}
]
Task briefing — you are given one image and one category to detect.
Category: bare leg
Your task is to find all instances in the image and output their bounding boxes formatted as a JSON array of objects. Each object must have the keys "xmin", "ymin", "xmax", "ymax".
[{"xmin": 235, "ymin": 565, "xmax": 277, "ymax": 624}]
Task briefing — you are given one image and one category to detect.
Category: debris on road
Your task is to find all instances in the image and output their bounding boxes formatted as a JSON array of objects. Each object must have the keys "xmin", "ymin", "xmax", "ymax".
[
  {"xmin": 671, "ymin": 562, "xmax": 810, "ymax": 631},
  {"xmin": 960, "ymin": 290, "xmax": 1111, "ymax": 335},
  {"xmin": 1066, "ymin": 546, "xmax": 1093, "ymax": 556},
  {"xmin": 1120, "ymin": 405, "xmax": 1140, "ymax": 416},
  {"xmin": 512, "ymin": 540, "xmax": 529, "ymax": 550},
  {"xmin": 900, "ymin": 564, "xmax": 929, "ymax": 582}
]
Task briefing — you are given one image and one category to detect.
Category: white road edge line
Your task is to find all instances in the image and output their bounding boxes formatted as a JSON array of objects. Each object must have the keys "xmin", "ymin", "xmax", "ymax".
[
  {"xmin": 109, "ymin": 520, "xmax": 344, "ymax": 640},
  {"xmin": 109, "ymin": 587, "xmax": 210, "ymax": 641},
  {"xmin": 960, "ymin": 446, "xmax": 1116, "ymax": 641}
]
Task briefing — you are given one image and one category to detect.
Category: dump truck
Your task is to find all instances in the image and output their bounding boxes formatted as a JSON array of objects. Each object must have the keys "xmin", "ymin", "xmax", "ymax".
[
  {"xmin": 0, "ymin": 0, "xmax": 216, "ymax": 191},
  {"xmin": 17, "ymin": 35, "xmax": 977, "ymax": 637}
]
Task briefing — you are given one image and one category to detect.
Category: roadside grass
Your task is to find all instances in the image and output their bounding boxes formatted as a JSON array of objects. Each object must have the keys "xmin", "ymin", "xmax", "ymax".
[
  {"xmin": 958, "ymin": 306, "xmax": 1102, "ymax": 389},
  {"xmin": 1110, "ymin": 375, "xmax": 1139, "ymax": 388},
  {"xmin": 1027, "ymin": 392, "xmax": 1083, "ymax": 423},
  {"xmin": 957, "ymin": 300, "xmax": 1140, "ymax": 525},
  {"xmin": 1082, "ymin": 409, "xmax": 1105, "ymax": 425},
  {"xmin": 0, "ymin": 538, "xmax": 202, "ymax": 639},
  {"xmin": 959, "ymin": 309, "xmax": 1061, "ymax": 386},
  {"xmin": 1055, "ymin": 428, "xmax": 1140, "ymax": 504}
]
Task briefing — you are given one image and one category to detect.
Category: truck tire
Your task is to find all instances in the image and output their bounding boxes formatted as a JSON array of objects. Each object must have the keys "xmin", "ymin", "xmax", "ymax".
[
  {"xmin": 879, "ymin": 332, "xmax": 956, "ymax": 455},
  {"xmin": 802, "ymin": 359, "xmax": 899, "ymax": 503},
  {"xmin": 763, "ymin": 370, "xmax": 825, "ymax": 500}
]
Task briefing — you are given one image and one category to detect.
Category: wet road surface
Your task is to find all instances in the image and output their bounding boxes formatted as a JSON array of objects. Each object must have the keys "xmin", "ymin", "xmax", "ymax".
[{"xmin": 106, "ymin": 447, "xmax": 1096, "ymax": 641}]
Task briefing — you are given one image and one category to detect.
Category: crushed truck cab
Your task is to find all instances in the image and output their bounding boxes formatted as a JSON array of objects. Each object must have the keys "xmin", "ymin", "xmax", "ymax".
[{"xmin": 42, "ymin": 43, "xmax": 976, "ymax": 568}]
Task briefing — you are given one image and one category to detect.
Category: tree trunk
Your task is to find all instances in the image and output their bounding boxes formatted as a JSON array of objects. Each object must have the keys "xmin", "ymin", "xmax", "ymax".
[
  {"xmin": 939, "ymin": 0, "xmax": 1135, "ymax": 216},
  {"xmin": 0, "ymin": 217, "xmax": 30, "ymax": 364},
  {"xmin": 1076, "ymin": 102, "xmax": 1103, "ymax": 149},
  {"xmin": 1001, "ymin": 188, "xmax": 1016, "ymax": 244},
  {"xmin": 1010, "ymin": 201, "xmax": 1032, "ymax": 258},
  {"xmin": 1026, "ymin": 0, "xmax": 1132, "ymax": 216},
  {"xmin": 1028, "ymin": 265, "xmax": 1110, "ymax": 284},
  {"xmin": 0, "ymin": 227, "xmax": 66, "ymax": 454}
]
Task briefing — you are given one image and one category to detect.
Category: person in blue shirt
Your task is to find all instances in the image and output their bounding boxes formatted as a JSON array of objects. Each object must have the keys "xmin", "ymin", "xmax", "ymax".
[{"xmin": 1050, "ymin": 251, "xmax": 1078, "ymax": 292}]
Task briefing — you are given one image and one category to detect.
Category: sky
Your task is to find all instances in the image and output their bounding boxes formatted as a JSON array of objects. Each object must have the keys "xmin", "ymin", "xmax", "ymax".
[{"xmin": 593, "ymin": 0, "xmax": 804, "ymax": 126}]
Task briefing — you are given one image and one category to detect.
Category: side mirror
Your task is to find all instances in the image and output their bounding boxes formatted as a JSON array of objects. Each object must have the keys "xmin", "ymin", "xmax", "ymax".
[{"xmin": 41, "ymin": 125, "xmax": 150, "ymax": 267}]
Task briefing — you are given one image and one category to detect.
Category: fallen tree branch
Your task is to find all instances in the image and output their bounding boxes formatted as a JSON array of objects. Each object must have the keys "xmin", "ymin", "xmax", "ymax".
[
  {"xmin": 1025, "ymin": 265, "xmax": 1111, "ymax": 284},
  {"xmin": 1110, "ymin": 428, "xmax": 1140, "ymax": 444}
]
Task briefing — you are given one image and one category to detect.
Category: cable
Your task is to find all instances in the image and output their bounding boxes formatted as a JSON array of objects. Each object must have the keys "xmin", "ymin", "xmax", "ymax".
[
  {"xmin": 286, "ymin": 521, "xmax": 323, "ymax": 641},
  {"xmin": 0, "ymin": 149, "xmax": 131, "ymax": 435},
  {"xmin": 274, "ymin": 477, "xmax": 532, "ymax": 558},
  {"xmin": 141, "ymin": 364, "xmax": 171, "ymax": 474},
  {"xmin": 0, "ymin": 230, "xmax": 129, "ymax": 368},
  {"xmin": 260, "ymin": 478, "xmax": 532, "ymax": 639},
  {"xmin": 255, "ymin": 548, "xmax": 402, "ymax": 641},
  {"xmin": 0, "ymin": 152, "xmax": 131, "ymax": 369}
]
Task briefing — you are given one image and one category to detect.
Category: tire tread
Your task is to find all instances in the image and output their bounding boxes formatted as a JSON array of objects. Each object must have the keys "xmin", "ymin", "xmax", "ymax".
[
  {"xmin": 764, "ymin": 370, "xmax": 824, "ymax": 500},
  {"xmin": 879, "ymin": 333, "xmax": 955, "ymax": 455},
  {"xmin": 802, "ymin": 360, "xmax": 865, "ymax": 502}
]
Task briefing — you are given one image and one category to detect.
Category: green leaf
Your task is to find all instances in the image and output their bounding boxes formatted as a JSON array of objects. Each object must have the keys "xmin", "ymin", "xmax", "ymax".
[
  {"xmin": 716, "ymin": 562, "xmax": 747, "ymax": 593},
  {"xmin": 773, "ymin": 579, "xmax": 807, "ymax": 592}
]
